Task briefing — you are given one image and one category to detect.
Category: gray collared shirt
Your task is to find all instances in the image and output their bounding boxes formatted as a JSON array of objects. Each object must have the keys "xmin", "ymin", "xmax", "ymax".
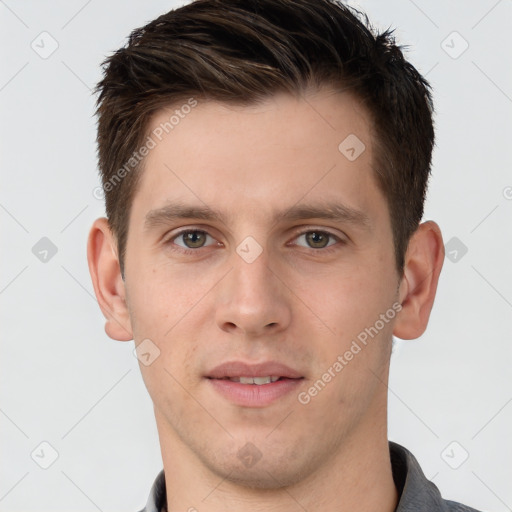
[{"xmin": 138, "ymin": 442, "xmax": 482, "ymax": 512}]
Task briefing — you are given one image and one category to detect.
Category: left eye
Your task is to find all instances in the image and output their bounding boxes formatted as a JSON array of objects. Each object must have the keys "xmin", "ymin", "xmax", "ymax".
[
  {"xmin": 295, "ymin": 231, "xmax": 337, "ymax": 249},
  {"xmin": 173, "ymin": 230, "xmax": 216, "ymax": 249}
]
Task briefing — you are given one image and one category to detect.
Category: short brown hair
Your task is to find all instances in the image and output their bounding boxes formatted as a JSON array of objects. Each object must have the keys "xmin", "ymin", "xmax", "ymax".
[{"xmin": 95, "ymin": 0, "xmax": 434, "ymax": 276}]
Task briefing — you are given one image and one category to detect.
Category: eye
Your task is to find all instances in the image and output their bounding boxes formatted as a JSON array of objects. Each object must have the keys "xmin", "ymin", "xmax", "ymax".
[
  {"xmin": 294, "ymin": 230, "xmax": 339, "ymax": 249},
  {"xmin": 172, "ymin": 230, "xmax": 217, "ymax": 249}
]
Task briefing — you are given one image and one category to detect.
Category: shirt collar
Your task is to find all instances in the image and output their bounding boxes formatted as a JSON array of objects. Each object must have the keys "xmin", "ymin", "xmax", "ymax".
[
  {"xmin": 389, "ymin": 441, "xmax": 448, "ymax": 511},
  {"xmin": 140, "ymin": 469, "xmax": 166, "ymax": 512}
]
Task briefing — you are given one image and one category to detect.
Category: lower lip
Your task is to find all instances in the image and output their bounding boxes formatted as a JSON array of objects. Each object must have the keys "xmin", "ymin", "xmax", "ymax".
[{"xmin": 207, "ymin": 378, "xmax": 303, "ymax": 407}]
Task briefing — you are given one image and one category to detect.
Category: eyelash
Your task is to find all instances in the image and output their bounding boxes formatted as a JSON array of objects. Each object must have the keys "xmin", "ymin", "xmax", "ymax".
[{"xmin": 164, "ymin": 228, "xmax": 345, "ymax": 256}]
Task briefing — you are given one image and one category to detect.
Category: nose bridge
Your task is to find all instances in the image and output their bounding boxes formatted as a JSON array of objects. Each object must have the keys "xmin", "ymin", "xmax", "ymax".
[
  {"xmin": 215, "ymin": 244, "xmax": 291, "ymax": 335},
  {"xmin": 233, "ymin": 248, "xmax": 272, "ymax": 301}
]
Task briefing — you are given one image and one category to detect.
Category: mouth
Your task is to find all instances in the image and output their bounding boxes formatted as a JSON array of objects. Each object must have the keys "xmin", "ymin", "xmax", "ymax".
[
  {"xmin": 205, "ymin": 361, "xmax": 305, "ymax": 407},
  {"xmin": 210, "ymin": 376, "xmax": 293, "ymax": 384}
]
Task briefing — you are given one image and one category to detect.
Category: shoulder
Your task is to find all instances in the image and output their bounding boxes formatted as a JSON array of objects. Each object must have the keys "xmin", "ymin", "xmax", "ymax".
[
  {"xmin": 443, "ymin": 500, "xmax": 484, "ymax": 512},
  {"xmin": 137, "ymin": 470, "xmax": 166, "ymax": 512},
  {"xmin": 390, "ymin": 442, "xmax": 485, "ymax": 512}
]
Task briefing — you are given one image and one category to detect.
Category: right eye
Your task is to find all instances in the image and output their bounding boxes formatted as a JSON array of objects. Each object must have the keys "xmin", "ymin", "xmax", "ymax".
[{"xmin": 165, "ymin": 229, "xmax": 221, "ymax": 254}]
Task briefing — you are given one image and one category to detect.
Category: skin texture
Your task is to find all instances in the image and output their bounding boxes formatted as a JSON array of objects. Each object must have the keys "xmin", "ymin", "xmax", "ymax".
[{"xmin": 88, "ymin": 89, "xmax": 444, "ymax": 512}]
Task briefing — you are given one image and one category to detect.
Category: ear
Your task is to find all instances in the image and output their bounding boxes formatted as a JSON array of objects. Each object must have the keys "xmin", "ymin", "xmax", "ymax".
[
  {"xmin": 393, "ymin": 221, "xmax": 445, "ymax": 340},
  {"xmin": 87, "ymin": 217, "xmax": 133, "ymax": 341}
]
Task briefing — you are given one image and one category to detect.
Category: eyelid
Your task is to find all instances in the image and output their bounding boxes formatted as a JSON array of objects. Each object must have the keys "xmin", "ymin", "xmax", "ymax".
[
  {"xmin": 162, "ymin": 224, "xmax": 219, "ymax": 241},
  {"xmin": 290, "ymin": 225, "xmax": 346, "ymax": 240}
]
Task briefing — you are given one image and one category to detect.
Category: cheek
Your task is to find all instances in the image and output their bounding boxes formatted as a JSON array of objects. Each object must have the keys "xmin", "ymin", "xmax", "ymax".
[
  {"xmin": 304, "ymin": 260, "xmax": 398, "ymax": 397},
  {"xmin": 125, "ymin": 264, "xmax": 215, "ymax": 387},
  {"xmin": 126, "ymin": 261, "xmax": 213, "ymax": 339},
  {"xmin": 311, "ymin": 269, "xmax": 392, "ymax": 332},
  {"xmin": 126, "ymin": 270, "xmax": 204, "ymax": 406}
]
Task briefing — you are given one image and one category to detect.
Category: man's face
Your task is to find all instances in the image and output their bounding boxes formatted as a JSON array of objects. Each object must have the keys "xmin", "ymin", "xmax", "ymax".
[{"xmin": 123, "ymin": 90, "xmax": 401, "ymax": 487}]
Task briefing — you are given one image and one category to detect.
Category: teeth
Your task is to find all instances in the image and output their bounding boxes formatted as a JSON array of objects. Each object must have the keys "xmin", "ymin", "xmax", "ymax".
[{"xmin": 227, "ymin": 376, "xmax": 280, "ymax": 385}]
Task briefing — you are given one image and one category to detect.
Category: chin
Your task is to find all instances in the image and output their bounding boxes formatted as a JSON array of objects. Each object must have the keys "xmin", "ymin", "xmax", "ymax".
[
  {"xmin": 225, "ymin": 469, "xmax": 296, "ymax": 490},
  {"xmin": 199, "ymin": 441, "xmax": 319, "ymax": 491}
]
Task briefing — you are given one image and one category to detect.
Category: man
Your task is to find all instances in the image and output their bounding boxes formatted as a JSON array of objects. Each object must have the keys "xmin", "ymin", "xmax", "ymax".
[{"xmin": 87, "ymin": 0, "xmax": 481, "ymax": 511}]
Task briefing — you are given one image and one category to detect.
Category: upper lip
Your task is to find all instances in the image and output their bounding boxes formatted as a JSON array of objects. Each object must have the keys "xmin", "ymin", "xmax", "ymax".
[{"xmin": 206, "ymin": 361, "xmax": 304, "ymax": 379}]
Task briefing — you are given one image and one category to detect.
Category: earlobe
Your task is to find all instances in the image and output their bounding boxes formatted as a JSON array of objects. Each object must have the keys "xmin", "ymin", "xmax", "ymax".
[
  {"xmin": 87, "ymin": 217, "xmax": 133, "ymax": 341},
  {"xmin": 393, "ymin": 221, "xmax": 445, "ymax": 340}
]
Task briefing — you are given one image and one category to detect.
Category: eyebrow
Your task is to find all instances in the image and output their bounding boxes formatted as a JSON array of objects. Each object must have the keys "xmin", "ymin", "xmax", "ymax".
[{"xmin": 144, "ymin": 201, "xmax": 371, "ymax": 231}]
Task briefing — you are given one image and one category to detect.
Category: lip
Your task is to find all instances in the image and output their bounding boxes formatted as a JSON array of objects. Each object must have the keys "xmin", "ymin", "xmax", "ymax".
[
  {"xmin": 206, "ymin": 361, "xmax": 303, "ymax": 379},
  {"xmin": 205, "ymin": 360, "xmax": 304, "ymax": 408}
]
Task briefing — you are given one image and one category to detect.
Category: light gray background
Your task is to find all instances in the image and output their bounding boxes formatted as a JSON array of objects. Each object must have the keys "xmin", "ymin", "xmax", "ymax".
[{"xmin": 1, "ymin": 0, "xmax": 511, "ymax": 511}]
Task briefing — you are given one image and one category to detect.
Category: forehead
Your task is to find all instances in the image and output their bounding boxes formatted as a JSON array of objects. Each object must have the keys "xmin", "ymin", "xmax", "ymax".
[
  {"xmin": 132, "ymin": 89, "xmax": 385, "ymax": 228},
  {"xmin": 145, "ymin": 89, "xmax": 372, "ymax": 158}
]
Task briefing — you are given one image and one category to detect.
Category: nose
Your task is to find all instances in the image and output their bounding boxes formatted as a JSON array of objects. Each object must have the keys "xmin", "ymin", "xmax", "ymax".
[{"xmin": 215, "ymin": 248, "xmax": 292, "ymax": 338}]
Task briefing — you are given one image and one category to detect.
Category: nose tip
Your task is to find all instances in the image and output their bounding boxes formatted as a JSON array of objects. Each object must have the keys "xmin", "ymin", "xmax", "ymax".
[{"xmin": 221, "ymin": 319, "xmax": 281, "ymax": 335}]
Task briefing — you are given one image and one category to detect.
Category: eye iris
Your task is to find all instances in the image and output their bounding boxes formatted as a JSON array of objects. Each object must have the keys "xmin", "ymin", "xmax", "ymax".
[
  {"xmin": 183, "ymin": 231, "xmax": 206, "ymax": 248},
  {"xmin": 306, "ymin": 231, "xmax": 329, "ymax": 248}
]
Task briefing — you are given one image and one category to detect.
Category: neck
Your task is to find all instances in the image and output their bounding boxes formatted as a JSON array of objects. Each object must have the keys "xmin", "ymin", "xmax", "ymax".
[{"xmin": 156, "ymin": 407, "xmax": 398, "ymax": 512}]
